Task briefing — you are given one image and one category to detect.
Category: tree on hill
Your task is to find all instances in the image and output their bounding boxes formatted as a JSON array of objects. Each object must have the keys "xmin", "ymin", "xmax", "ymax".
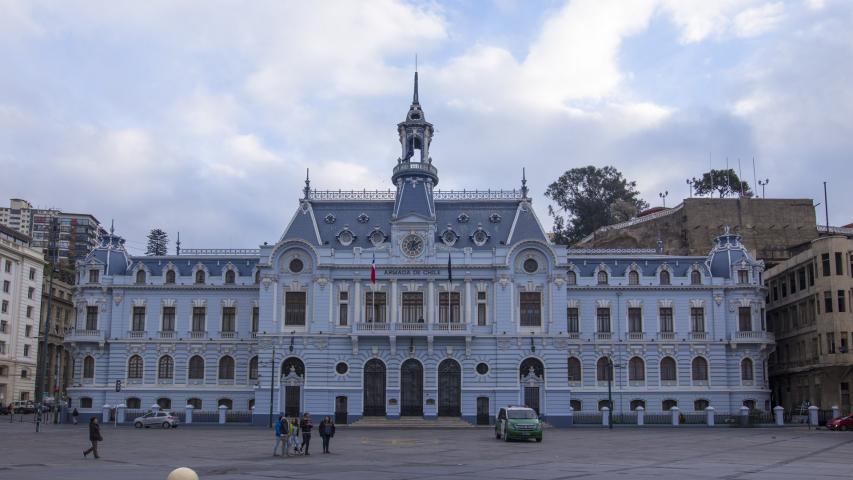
[
  {"xmin": 545, "ymin": 166, "xmax": 649, "ymax": 245},
  {"xmin": 146, "ymin": 228, "xmax": 169, "ymax": 256},
  {"xmin": 690, "ymin": 169, "xmax": 753, "ymax": 198}
]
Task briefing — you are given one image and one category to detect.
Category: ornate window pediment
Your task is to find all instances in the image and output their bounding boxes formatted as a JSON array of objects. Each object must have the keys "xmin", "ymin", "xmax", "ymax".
[
  {"xmin": 471, "ymin": 225, "xmax": 490, "ymax": 246},
  {"xmin": 440, "ymin": 226, "xmax": 458, "ymax": 247},
  {"xmin": 337, "ymin": 227, "xmax": 355, "ymax": 247}
]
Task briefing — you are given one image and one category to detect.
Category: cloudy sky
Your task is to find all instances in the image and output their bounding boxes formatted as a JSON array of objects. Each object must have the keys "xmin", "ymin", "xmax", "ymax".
[{"xmin": 1, "ymin": 0, "xmax": 851, "ymax": 254}]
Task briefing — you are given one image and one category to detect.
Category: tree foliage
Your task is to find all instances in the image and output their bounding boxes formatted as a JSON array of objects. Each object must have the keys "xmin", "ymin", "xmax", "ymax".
[
  {"xmin": 146, "ymin": 228, "xmax": 169, "ymax": 256},
  {"xmin": 690, "ymin": 169, "xmax": 753, "ymax": 198},
  {"xmin": 545, "ymin": 166, "xmax": 649, "ymax": 245}
]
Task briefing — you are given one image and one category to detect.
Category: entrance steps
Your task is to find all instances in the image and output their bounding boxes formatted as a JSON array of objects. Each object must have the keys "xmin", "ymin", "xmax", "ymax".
[{"xmin": 350, "ymin": 416, "xmax": 474, "ymax": 428}]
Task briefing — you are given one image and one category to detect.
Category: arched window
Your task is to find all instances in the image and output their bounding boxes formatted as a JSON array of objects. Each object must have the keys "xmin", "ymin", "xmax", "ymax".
[
  {"xmin": 567, "ymin": 357, "xmax": 582, "ymax": 382},
  {"xmin": 254, "ymin": 270, "xmax": 260, "ymax": 284},
  {"xmin": 157, "ymin": 397, "xmax": 171, "ymax": 410},
  {"xmin": 187, "ymin": 398, "xmax": 202, "ymax": 409},
  {"xmin": 597, "ymin": 270, "xmax": 608, "ymax": 285},
  {"xmin": 570, "ymin": 400, "xmax": 582, "ymax": 411},
  {"xmin": 195, "ymin": 270, "xmax": 205, "ymax": 284},
  {"xmin": 596, "ymin": 357, "xmax": 612, "ymax": 382},
  {"xmin": 628, "ymin": 270, "xmax": 639, "ymax": 285},
  {"xmin": 165, "ymin": 270, "xmax": 176, "ymax": 284},
  {"xmin": 249, "ymin": 356, "xmax": 259, "ymax": 380},
  {"xmin": 694, "ymin": 399, "xmax": 710, "ymax": 411},
  {"xmin": 567, "ymin": 271, "xmax": 577, "ymax": 286},
  {"xmin": 225, "ymin": 270, "xmax": 235, "ymax": 284},
  {"xmin": 126, "ymin": 397, "xmax": 141, "ymax": 409},
  {"xmin": 660, "ymin": 357, "xmax": 677, "ymax": 382},
  {"xmin": 158, "ymin": 356, "xmax": 174, "ymax": 379},
  {"xmin": 662, "ymin": 399, "xmax": 678, "ymax": 411},
  {"xmin": 692, "ymin": 357, "xmax": 708, "ymax": 382},
  {"xmin": 218, "ymin": 355, "xmax": 235, "ymax": 380},
  {"xmin": 83, "ymin": 356, "xmax": 95, "ymax": 379},
  {"xmin": 188, "ymin": 355, "xmax": 205, "ymax": 380},
  {"xmin": 136, "ymin": 270, "xmax": 146, "ymax": 284},
  {"xmin": 519, "ymin": 357, "xmax": 544, "ymax": 379},
  {"xmin": 127, "ymin": 355, "xmax": 143, "ymax": 379},
  {"xmin": 281, "ymin": 357, "xmax": 305, "ymax": 377},
  {"xmin": 690, "ymin": 270, "xmax": 701, "ymax": 285},
  {"xmin": 628, "ymin": 357, "xmax": 645, "ymax": 382},
  {"xmin": 660, "ymin": 270, "xmax": 670, "ymax": 285},
  {"xmin": 598, "ymin": 399, "xmax": 612, "ymax": 411},
  {"xmin": 743, "ymin": 399, "xmax": 756, "ymax": 409},
  {"xmin": 741, "ymin": 358, "xmax": 754, "ymax": 381},
  {"xmin": 218, "ymin": 398, "xmax": 233, "ymax": 409},
  {"xmin": 630, "ymin": 399, "xmax": 646, "ymax": 411}
]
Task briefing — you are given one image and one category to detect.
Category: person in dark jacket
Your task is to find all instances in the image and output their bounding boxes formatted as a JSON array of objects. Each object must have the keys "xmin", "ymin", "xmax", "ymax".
[
  {"xmin": 72, "ymin": 408, "xmax": 79, "ymax": 425},
  {"xmin": 83, "ymin": 417, "xmax": 102, "ymax": 459},
  {"xmin": 300, "ymin": 413, "xmax": 313, "ymax": 455},
  {"xmin": 318, "ymin": 416, "xmax": 336, "ymax": 453}
]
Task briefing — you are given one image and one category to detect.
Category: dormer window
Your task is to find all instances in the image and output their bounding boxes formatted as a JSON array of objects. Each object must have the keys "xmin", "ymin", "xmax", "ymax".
[
  {"xmin": 471, "ymin": 227, "xmax": 489, "ymax": 247},
  {"xmin": 135, "ymin": 270, "xmax": 146, "ymax": 284},
  {"xmin": 660, "ymin": 270, "xmax": 671, "ymax": 286},
  {"xmin": 88, "ymin": 269, "xmax": 99, "ymax": 283},
  {"xmin": 195, "ymin": 270, "xmax": 206, "ymax": 284},
  {"xmin": 628, "ymin": 270, "xmax": 639, "ymax": 285},
  {"xmin": 690, "ymin": 270, "xmax": 701, "ymax": 285},
  {"xmin": 225, "ymin": 270, "xmax": 236, "ymax": 284},
  {"xmin": 567, "ymin": 271, "xmax": 577, "ymax": 286},
  {"xmin": 165, "ymin": 270, "xmax": 176, "ymax": 284},
  {"xmin": 369, "ymin": 229, "xmax": 386, "ymax": 247},
  {"xmin": 597, "ymin": 271, "xmax": 609, "ymax": 285},
  {"xmin": 337, "ymin": 228, "xmax": 354, "ymax": 247},
  {"xmin": 738, "ymin": 270, "xmax": 749, "ymax": 284}
]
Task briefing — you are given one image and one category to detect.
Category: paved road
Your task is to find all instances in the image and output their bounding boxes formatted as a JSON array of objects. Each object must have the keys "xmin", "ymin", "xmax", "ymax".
[{"xmin": 0, "ymin": 421, "xmax": 851, "ymax": 479}]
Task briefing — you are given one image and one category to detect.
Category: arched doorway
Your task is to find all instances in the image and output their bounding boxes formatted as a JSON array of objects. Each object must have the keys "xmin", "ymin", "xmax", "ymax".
[
  {"xmin": 438, "ymin": 359, "xmax": 461, "ymax": 417},
  {"xmin": 519, "ymin": 357, "xmax": 544, "ymax": 414},
  {"xmin": 363, "ymin": 359, "xmax": 386, "ymax": 416},
  {"xmin": 400, "ymin": 359, "xmax": 423, "ymax": 416},
  {"xmin": 280, "ymin": 357, "xmax": 305, "ymax": 417}
]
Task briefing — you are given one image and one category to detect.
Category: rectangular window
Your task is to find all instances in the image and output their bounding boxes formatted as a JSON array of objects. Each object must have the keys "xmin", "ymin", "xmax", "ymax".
[
  {"xmin": 0, "ymin": 341, "xmax": 5, "ymax": 354},
  {"xmin": 2, "ymin": 280, "xmax": 8, "ymax": 293},
  {"xmin": 841, "ymin": 333, "xmax": 849, "ymax": 353},
  {"xmin": 798, "ymin": 268, "xmax": 807, "ymax": 291},
  {"xmin": 401, "ymin": 292, "xmax": 424, "ymax": 323},
  {"xmin": 131, "ymin": 306, "xmax": 145, "ymax": 331},
  {"xmin": 88, "ymin": 269, "xmax": 99, "ymax": 283},
  {"xmin": 192, "ymin": 307, "xmax": 206, "ymax": 332},
  {"xmin": 808, "ymin": 263, "xmax": 815, "ymax": 286},
  {"xmin": 738, "ymin": 270, "xmax": 749, "ymax": 284},
  {"xmin": 364, "ymin": 292, "xmax": 387, "ymax": 323},
  {"xmin": 835, "ymin": 252, "xmax": 844, "ymax": 275},
  {"xmin": 338, "ymin": 291, "xmax": 348, "ymax": 326},
  {"xmin": 691, "ymin": 307, "xmax": 705, "ymax": 332},
  {"xmin": 827, "ymin": 332, "xmax": 836, "ymax": 354},
  {"xmin": 285, "ymin": 291, "xmax": 307, "ymax": 326},
  {"xmin": 439, "ymin": 292, "xmax": 461, "ymax": 323},
  {"xmin": 252, "ymin": 307, "xmax": 260, "ymax": 332},
  {"xmin": 86, "ymin": 306, "xmax": 98, "ymax": 330},
  {"xmin": 27, "ymin": 287, "xmax": 34, "ymax": 299},
  {"xmin": 822, "ymin": 253, "xmax": 831, "ymax": 276},
  {"xmin": 596, "ymin": 307, "xmax": 611, "ymax": 333},
  {"xmin": 772, "ymin": 285, "xmax": 778, "ymax": 302},
  {"xmin": 839, "ymin": 290, "xmax": 847, "ymax": 313},
  {"xmin": 659, "ymin": 307, "xmax": 674, "ymax": 332},
  {"xmin": 567, "ymin": 307, "xmax": 579, "ymax": 333},
  {"xmin": 825, "ymin": 291, "xmax": 834, "ymax": 313},
  {"xmin": 28, "ymin": 268, "xmax": 35, "ymax": 280},
  {"xmin": 23, "ymin": 344, "xmax": 29, "ymax": 356},
  {"xmin": 1, "ymin": 300, "xmax": 7, "ymax": 313},
  {"xmin": 738, "ymin": 307, "xmax": 752, "ymax": 331},
  {"xmin": 477, "ymin": 291, "xmax": 487, "ymax": 326},
  {"xmin": 161, "ymin": 306, "xmax": 175, "ymax": 331},
  {"xmin": 628, "ymin": 307, "xmax": 642, "ymax": 333},
  {"xmin": 519, "ymin": 292, "xmax": 541, "ymax": 327},
  {"xmin": 3, "ymin": 260, "xmax": 9, "ymax": 273},
  {"xmin": 25, "ymin": 306, "xmax": 32, "ymax": 318},
  {"xmin": 25, "ymin": 325, "xmax": 32, "ymax": 337},
  {"xmin": 0, "ymin": 320, "xmax": 6, "ymax": 332},
  {"xmin": 781, "ymin": 281, "xmax": 787, "ymax": 298},
  {"xmin": 221, "ymin": 306, "xmax": 236, "ymax": 332}
]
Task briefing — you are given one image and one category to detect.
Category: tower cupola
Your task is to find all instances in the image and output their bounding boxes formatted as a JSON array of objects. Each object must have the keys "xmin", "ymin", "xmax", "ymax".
[{"xmin": 392, "ymin": 71, "xmax": 438, "ymax": 187}]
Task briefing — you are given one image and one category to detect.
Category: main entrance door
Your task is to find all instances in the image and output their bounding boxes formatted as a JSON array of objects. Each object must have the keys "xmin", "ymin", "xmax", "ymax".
[
  {"xmin": 400, "ymin": 359, "xmax": 423, "ymax": 416},
  {"xmin": 335, "ymin": 396, "xmax": 348, "ymax": 424},
  {"xmin": 524, "ymin": 387, "xmax": 540, "ymax": 414},
  {"xmin": 363, "ymin": 359, "xmax": 387, "ymax": 416},
  {"xmin": 285, "ymin": 386, "xmax": 300, "ymax": 417},
  {"xmin": 438, "ymin": 359, "xmax": 461, "ymax": 417},
  {"xmin": 476, "ymin": 397, "xmax": 490, "ymax": 425}
]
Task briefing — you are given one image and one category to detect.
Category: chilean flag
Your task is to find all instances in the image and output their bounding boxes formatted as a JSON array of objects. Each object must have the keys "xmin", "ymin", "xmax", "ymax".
[{"xmin": 370, "ymin": 253, "xmax": 377, "ymax": 284}]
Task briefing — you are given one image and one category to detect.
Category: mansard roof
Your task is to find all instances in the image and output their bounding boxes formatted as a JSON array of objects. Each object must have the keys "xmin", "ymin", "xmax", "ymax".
[
  {"xmin": 126, "ymin": 256, "xmax": 259, "ymax": 276},
  {"xmin": 565, "ymin": 257, "xmax": 708, "ymax": 277}
]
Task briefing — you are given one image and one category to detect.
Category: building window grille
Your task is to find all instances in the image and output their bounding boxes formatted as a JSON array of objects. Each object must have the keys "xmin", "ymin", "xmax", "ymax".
[
  {"xmin": 660, "ymin": 357, "xmax": 677, "ymax": 382},
  {"xmin": 567, "ymin": 271, "xmax": 577, "ymax": 285},
  {"xmin": 363, "ymin": 291, "xmax": 386, "ymax": 323},
  {"xmin": 88, "ymin": 269, "xmax": 99, "ymax": 283},
  {"xmin": 86, "ymin": 306, "xmax": 98, "ymax": 330},
  {"xmin": 80, "ymin": 397, "xmax": 93, "ymax": 409},
  {"xmin": 519, "ymin": 292, "xmax": 541, "ymax": 327},
  {"xmin": 567, "ymin": 307, "xmax": 579, "ymax": 333},
  {"xmin": 165, "ymin": 270, "xmax": 176, "ymax": 284},
  {"xmin": 659, "ymin": 307, "xmax": 674, "ymax": 333},
  {"xmin": 628, "ymin": 270, "xmax": 639, "ymax": 285},
  {"xmin": 285, "ymin": 292, "xmax": 307, "ymax": 326},
  {"xmin": 691, "ymin": 357, "xmax": 708, "ymax": 381},
  {"xmin": 218, "ymin": 356, "xmax": 235, "ymax": 380},
  {"xmin": 596, "ymin": 307, "xmax": 611, "ymax": 333},
  {"xmin": 158, "ymin": 356, "xmax": 174, "ymax": 379},
  {"xmin": 402, "ymin": 292, "xmax": 424, "ymax": 323},
  {"xmin": 195, "ymin": 270, "xmax": 205, "ymax": 284},
  {"xmin": 221, "ymin": 306, "xmax": 236, "ymax": 332},
  {"xmin": 738, "ymin": 307, "xmax": 752, "ymax": 331},
  {"xmin": 131, "ymin": 306, "xmax": 145, "ymax": 332},
  {"xmin": 188, "ymin": 356, "xmax": 205, "ymax": 380},
  {"xmin": 439, "ymin": 292, "xmax": 461, "ymax": 323},
  {"xmin": 628, "ymin": 307, "xmax": 642, "ymax": 333},
  {"xmin": 568, "ymin": 357, "xmax": 582, "ymax": 382},
  {"xmin": 628, "ymin": 357, "xmax": 645, "ymax": 382},
  {"xmin": 136, "ymin": 270, "xmax": 146, "ymax": 284},
  {"xmin": 192, "ymin": 307, "xmax": 206, "ymax": 332},
  {"xmin": 690, "ymin": 307, "xmax": 705, "ymax": 332},
  {"xmin": 597, "ymin": 271, "xmax": 608, "ymax": 285},
  {"xmin": 162, "ymin": 306, "xmax": 175, "ymax": 331},
  {"xmin": 128, "ymin": 355, "xmax": 143, "ymax": 379},
  {"xmin": 738, "ymin": 270, "xmax": 749, "ymax": 284}
]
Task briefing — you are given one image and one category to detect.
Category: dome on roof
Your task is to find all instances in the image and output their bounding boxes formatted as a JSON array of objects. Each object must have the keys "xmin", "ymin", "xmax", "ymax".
[{"xmin": 705, "ymin": 228, "xmax": 755, "ymax": 279}]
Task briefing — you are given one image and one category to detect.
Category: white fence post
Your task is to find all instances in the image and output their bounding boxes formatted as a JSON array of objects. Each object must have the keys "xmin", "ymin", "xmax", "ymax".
[
  {"xmin": 218, "ymin": 405, "xmax": 228, "ymax": 424},
  {"xmin": 101, "ymin": 404, "xmax": 111, "ymax": 423},
  {"xmin": 808, "ymin": 405, "xmax": 819, "ymax": 426},
  {"xmin": 567, "ymin": 406, "xmax": 574, "ymax": 426},
  {"xmin": 116, "ymin": 404, "xmax": 126, "ymax": 424},
  {"xmin": 671, "ymin": 406, "xmax": 680, "ymax": 426},
  {"xmin": 601, "ymin": 406, "xmax": 610, "ymax": 427},
  {"xmin": 831, "ymin": 405, "xmax": 840, "ymax": 419},
  {"xmin": 773, "ymin": 406, "xmax": 784, "ymax": 426},
  {"xmin": 705, "ymin": 406, "xmax": 715, "ymax": 426},
  {"xmin": 185, "ymin": 404, "xmax": 193, "ymax": 424},
  {"xmin": 636, "ymin": 406, "xmax": 644, "ymax": 426},
  {"xmin": 151, "ymin": 403, "xmax": 160, "ymax": 414},
  {"xmin": 739, "ymin": 405, "xmax": 750, "ymax": 427}
]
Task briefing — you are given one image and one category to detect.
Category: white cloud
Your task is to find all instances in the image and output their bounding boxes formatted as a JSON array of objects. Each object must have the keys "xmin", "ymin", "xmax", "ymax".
[{"xmin": 733, "ymin": 2, "xmax": 786, "ymax": 37}]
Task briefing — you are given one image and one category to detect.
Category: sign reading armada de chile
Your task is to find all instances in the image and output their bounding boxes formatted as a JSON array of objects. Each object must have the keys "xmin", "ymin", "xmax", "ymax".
[{"xmin": 381, "ymin": 268, "xmax": 442, "ymax": 277}]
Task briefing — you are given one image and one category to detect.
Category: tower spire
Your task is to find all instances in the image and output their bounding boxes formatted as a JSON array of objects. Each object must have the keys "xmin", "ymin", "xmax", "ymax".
[
  {"xmin": 413, "ymin": 70, "xmax": 419, "ymax": 105},
  {"xmin": 521, "ymin": 168, "xmax": 529, "ymax": 199},
  {"xmin": 176, "ymin": 231, "xmax": 181, "ymax": 255},
  {"xmin": 303, "ymin": 168, "xmax": 311, "ymax": 199}
]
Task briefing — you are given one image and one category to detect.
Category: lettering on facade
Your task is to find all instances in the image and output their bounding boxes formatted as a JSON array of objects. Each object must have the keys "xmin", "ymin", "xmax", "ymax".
[{"xmin": 381, "ymin": 268, "xmax": 441, "ymax": 277}]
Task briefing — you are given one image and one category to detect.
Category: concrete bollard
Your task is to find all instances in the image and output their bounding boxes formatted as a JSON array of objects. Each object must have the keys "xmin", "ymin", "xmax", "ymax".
[
  {"xmin": 773, "ymin": 406, "xmax": 784, "ymax": 426},
  {"xmin": 808, "ymin": 405, "xmax": 819, "ymax": 426},
  {"xmin": 636, "ymin": 406, "xmax": 645, "ymax": 426},
  {"xmin": 185, "ymin": 404, "xmax": 194, "ymax": 424},
  {"xmin": 116, "ymin": 404, "xmax": 126, "ymax": 424},
  {"xmin": 151, "ymin": 404, "xmax": 160, "ymax": 413},
  {"xmin": 218, "ymin": 404, "xmax": 228, "ymax": 424},
  {"xmin": 739, "ymin": 405, "xmax": 750, "ymax": 427},
  {"xmin": 706, "ymin": 406, "xmax": 715, "ymax": 426},
  {"xmin": 601, "ymin": 406, "xmax": 610, "ymax": 427},
  {"xmin": 671, "ymin": 406, "xmax": 680, "ymax": 426},
  {"xmin": 567, "ymin": 406, "xmax": 574, "ymax": 426},
  {"xmin": 831, "ymin": 405, "xmax": 840, "ymax": 419},
  {"xmin": 102, "ymin": 404, "xmax": 111, "ymax": 423}
]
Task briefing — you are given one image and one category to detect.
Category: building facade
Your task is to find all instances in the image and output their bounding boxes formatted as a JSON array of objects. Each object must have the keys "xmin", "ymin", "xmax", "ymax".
[
  {"xmin": 766, "ymin": 233, "xmax": 853, "ymax": 414},
  {"xmin": 38, "ymin": 271, "xmax": 75, "ymax": 403},
  {"xmin": 0, "ymin": 225, "xmax": 45, "ymax": 405},
  {"xmin": 66, "ymin": 78, "xmax": 773, "ymax": 424}
]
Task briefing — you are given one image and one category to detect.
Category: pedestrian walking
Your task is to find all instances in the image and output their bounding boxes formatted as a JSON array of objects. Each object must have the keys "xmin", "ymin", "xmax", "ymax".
[
  {"xmin": 273, "ymin": 415, "xmax": 286, "ymax": 456},
  {"xmin": 72, "ymin": 408, "xmax": 79, "ymax": 425},
  {"xmin": 83, "ymin": 416, "xmax": 102, "ymax": 459},
  {"xmin": 319, "ymin": 416, "xmax": 336, "ymax": 453},
  {"xmin": 288, "ymin": 418, "xmax": 302, "ymax": 455},
  {"xmin": 300, "ymin": 413, "xmax": 313, "ymax": 455}
]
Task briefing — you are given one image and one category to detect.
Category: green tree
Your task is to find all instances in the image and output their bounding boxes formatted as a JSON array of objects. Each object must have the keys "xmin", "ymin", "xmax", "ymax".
[
  {"xmin": 545, "ymin": 166, "xmax": 649, "ymax": 245},
  {"xmin": 145, "ymin": 228, "xmax": 169, "ymax": 256},
  {"xmin": 690, "ymin": 169, "xmax": 753, "ymax": 198}
]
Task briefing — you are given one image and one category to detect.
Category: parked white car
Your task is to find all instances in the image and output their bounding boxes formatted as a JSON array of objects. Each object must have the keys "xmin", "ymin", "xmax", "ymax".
[{"xmin": 133, "ymin": 411, "xmax": 179, "ymax": 429}]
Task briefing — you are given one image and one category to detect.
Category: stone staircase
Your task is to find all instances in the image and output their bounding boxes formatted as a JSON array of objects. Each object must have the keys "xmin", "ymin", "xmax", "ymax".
[{"xmin": 349, "ymin": 416, "xmax": 475, "ymax": 428}]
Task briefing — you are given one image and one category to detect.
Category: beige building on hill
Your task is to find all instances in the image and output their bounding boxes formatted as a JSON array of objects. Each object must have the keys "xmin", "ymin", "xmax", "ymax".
[{"xmin": 765, "ymin": 232, "xmax": 853, "ymax": 413}]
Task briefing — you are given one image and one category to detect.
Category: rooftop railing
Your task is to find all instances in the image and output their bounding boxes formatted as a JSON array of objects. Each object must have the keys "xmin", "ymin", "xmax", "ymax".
[{"xmin": 306, "ymin": 189, "xmax": 523, "ymax": 201}]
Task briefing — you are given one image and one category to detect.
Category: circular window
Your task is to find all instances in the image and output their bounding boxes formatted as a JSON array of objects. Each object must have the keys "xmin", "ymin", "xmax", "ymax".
[
  {"xmin": 441, "ymin": 229, "xmax": 457, "ymax": 246},
  {"xmin": 401, "ymin": 234, "xmax": 425, "ymax": 258},
  {"xmin": 335, "ymin": 362, "xmax": 349, "ymax": 375},
  {"xmin": 476, "ymin": 363, "xmax": 489, "ymax": 375},
  {"xmin": 472, "ymin": 230, "xmax": 489, "ymax": 246},
  {"xmin": 369, "ymin": 230, "xmax": 385, "ymax": 247},
  {"xmin": 338, "ymin": 229, "xmax": 354, "ymax": 246},
  {"xmin": 523, "ymin": 258, "xmax": 538, "ymax": 273},
  {"xmin": 289, "ymin": 258, "xmax": 304, "ymax": 273}
]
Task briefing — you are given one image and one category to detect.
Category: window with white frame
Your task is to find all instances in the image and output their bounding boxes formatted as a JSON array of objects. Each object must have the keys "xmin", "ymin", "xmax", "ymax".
[
  {"xmin": 738, "ymin": 307, "xmax": 752, "ymax": 331},
  {"xmin": 402, "ymin": 292, "xmax": 424, "ymax": 323},
  {"xmin": 659, "ymin": 307, "xmax": 674, "ymax": 333},
  {"xmin": 628, "ymin": 307, "xmax": 642, "ymax": 333},
  {"xmin": 192, "ymin": 307, "xmax": 206, "ymax": 332},
  {"xmin": 439, "ymin": 292, "xmax": 461, "ymax": 323},
  {"xmin": 660, "ymin": 357, "xmax": 677, "ymax": 383},
  {"xmin": 690, "ymin": 307, "xmax": 705, "ymax": 332},
  {"xmin": 252, "ymin": 307, "xmax": 260, "ymax": 332},
  {"xmin": 165, "ymin": 269, "xmax": 176, "ymax": 284},
  {"xmin": 741, "ymin": 358, "xmax": 754, "ymax": 381},
  {"xmin": 596, "ymin": 307, "xmax": 611, "ymax": 333},
  {"xmin": 286, "ymin": 292, "xmax": 308, "ymax": 325},
  {"xmin": 85, "ymin": 306, "xmax": 98, "ymax": 330},
  {"xmin": 691, "ymin": 357, "xmax": 708, "ymax": 382},
  {"xmin": 628, "ymin": 270, "xmax": 639, "ymax": 285},
  {"xmin": 158, "ymin": 356, "xmax": 174, "ymax": 379},
  {"xmin": 128, "ymin": 355, "xmax": 143, "ymax": 379},
  {"xmin": 567, "ymin": 307, "xmax": 579, "ymax": 333},
  {"xmin": 568, "ymin": 357, "xmax": 582, "ymax": 382},
  {"xmin": 249, "ymin": 356, "xmax": 259, "ymax": 380},
  {"xmin": 477, "ymin": 291, "xmax": 487, "ymax": 326},
  {"xmin": 131, "ymin": 306, "xmax": 145, "ymax": 332},
  {"xmin": 628, "ymin": 357, "xmax": 645, "ymax": 382},
  {"xmin": 596, "ymin": 357, "xmax": 612, "ymax": 382},
  {"xmin": 221, "ymin": 306, "xmax": 236, "ymax": 332},
  {"xmin": 338, "ymin": 291, "xmax": 348, "ymax": 326},
  {"xmin": 188, "ymin": 355, "xmax": 205, "ymax": 380},
  {"xmin": 162, "ymin": 306, "xmax": 175, "ymax": 332},
  {"xmin": 88, "ymin": 269, "xmax": 99, "ymax": 283},
  {"xmin": 597, "ymin": 271, "xmax": 608, "ymax": 285},
  {"xmin": 567, "ymin": 271, "xmax": 577, "ymax": 285},
  {"xmin": 660, "ymin": 270, "xmax": 671, "ymax": 285},
  {"xmin": 691, "ymin": 270, "xmax": 702, "ymax": 285},
  {"xmin": 218, "ymin": 356, "xmax": 235, "ymax": 380},
  {"xmin": 364, "ymin": 291, "xmax": 386, "ymax": 323},
  {"xmin": 83, "ymin": 356, "xmax": 95, "ymax": 379}
]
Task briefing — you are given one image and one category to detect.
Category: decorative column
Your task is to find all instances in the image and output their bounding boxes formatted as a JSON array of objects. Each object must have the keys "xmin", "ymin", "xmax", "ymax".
[
  {"xmin": 391, "ymin": 279, "xmax": 398, "ymax": 324},
  {"xmin": 427, "ymin": 281, "xmax": 435, "ymax": 324},
  {"xmin": 354, "ymin": 280, "xmax": 362, "ymax": 325},
  {"xmin": 464, "ymin": 278, "xmax": 471, "ymax": 325},
  {"xmin": 773, "ymin": 406, "xmax": 784, "ymax": 426}
]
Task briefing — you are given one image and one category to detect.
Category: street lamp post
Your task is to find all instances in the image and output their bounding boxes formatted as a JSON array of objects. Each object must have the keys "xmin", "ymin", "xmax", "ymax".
[
  {"xmin": 659, "ymin": 191, "xmax": 669, "ymax": 208},
  {"xmin": 686, "ymin": 179, "xmax": 694, "ymax": 198},
  {"xmin": 758, "ymin": 178, "xmax": 770, "ymax": 198},
  {"xmin": 606, "ymin": 357, "xmax": 623, "ymax": 430}
]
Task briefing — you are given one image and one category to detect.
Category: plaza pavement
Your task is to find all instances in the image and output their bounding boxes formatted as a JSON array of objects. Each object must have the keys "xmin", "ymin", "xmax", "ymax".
[{"xmin": 0, "ymin": 419, "xmax": 851, "ymax": 480}]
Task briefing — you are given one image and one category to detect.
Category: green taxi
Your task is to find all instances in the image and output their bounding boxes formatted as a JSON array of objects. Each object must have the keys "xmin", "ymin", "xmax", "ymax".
[{"xmin": 495, "ymin": 406, "xmax": 543, "ymax": 442}]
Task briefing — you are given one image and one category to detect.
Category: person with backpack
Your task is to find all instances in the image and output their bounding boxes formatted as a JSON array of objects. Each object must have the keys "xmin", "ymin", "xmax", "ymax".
[
  {"xmin": 83, "ymin": 416, "xmax": 102, "ymax": 459},
  {"xmin": 273, "ymin": 415, "xmax": 286, "ymax": 456}
]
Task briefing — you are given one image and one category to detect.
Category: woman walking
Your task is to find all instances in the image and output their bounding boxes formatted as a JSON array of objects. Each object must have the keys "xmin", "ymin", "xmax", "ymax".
[
  {"xmin": 72, "ymin": 407, "xmax": 79, "ymax": 425},
  {"xmin": 319, "ymin": 416, "xmax": 336, "ymax": 454},
  {"xmin": 300, "ymin": 413, "xmax": 313, "ymax": 455},
  {"xmin": 288, "ymin": 417, "xmax": 302, "ymax": 455},
  {"xmin": 83, "ymin": 417, "xmax": 102, "ymax": 459}
]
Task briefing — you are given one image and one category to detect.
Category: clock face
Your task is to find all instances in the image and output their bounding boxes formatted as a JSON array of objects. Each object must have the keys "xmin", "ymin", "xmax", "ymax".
[{"xmin": 401, "ymin": 234, "xmax": 425, "ymax": 258}]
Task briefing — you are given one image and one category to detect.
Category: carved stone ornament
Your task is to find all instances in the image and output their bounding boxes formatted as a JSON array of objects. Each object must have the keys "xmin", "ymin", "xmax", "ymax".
[
  {"xmin": 457, "ymin": 213, "xmax": 470, "ymax": 223},
  {"xmin": 357, "ymin": 213, "xmax": 370, "ymax": 224},
  {"xmin": 324, "ymin": 213, "xmax": 336, "ymax": 224},
  {"xmin": 489, "ymin": 213, "xmax": 502, "ymax": 223}
]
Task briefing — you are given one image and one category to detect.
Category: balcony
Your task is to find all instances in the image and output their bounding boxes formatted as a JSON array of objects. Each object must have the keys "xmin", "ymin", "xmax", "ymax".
[
  {"xmin": 658, "ymin": 332, "xmax": 676, "ymax": 341},
  {"xmin": 627, "ymin": 332, "xmax": 645, "ymax": 341},
  {"xmin": 65, "ymin": 329, "xmax": 104, "ymax": 343},
  {"xmin": 219, "ymin": 331, "xmax": 237, "ymax": 339},
  {"xmin": 159, "ymin": 331, "xmax": 176, "ymax": 339},
  {"xmin": 731, "ymin": 331, "xmax": 774, "ymax": 343},
  {"xmin": 127, "ymin": 330, "xmax": 146, "ymax": 339},
  {"xmin": 566, "ymin": 332, "xmax": 580, "ymax": 340},
  {"xmin": 689, "ymin": 331, "xmax": 708, "ymax": 341},
  {"xmin": 187, "ymin": 330, "xmax": 208, "ymax": 340},
  {"xmin": 353, "ymin": 322, "xmax": 471, "ymax": 335},
  {"xmin": 595, "ymin": 332, "xmax": 612, "ymax": 341}
]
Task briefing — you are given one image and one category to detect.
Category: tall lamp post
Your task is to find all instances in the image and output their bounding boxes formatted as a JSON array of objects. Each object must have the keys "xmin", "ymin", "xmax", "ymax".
[
  {"xmin": 659, "ymin": 191, "xmax": 669, "ymax": 208},
  {"xmin": 606, "ymin": 357, "xmax": 623, "ymax": 430},
  {"xmin": 686, "ymin": 179, "xmax": 695, "ymax": 198},
  {"xmin": 758, "ymin": 178, "xmax": 770, "ymax": 198}
]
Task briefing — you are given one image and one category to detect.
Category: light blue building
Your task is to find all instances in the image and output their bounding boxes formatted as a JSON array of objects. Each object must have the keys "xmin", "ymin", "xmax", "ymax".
[{"xmin": 66, "ymin": 75, "xmax": 773, "ymax": 425}]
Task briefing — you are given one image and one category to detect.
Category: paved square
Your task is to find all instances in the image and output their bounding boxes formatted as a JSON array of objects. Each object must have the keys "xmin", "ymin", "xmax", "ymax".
[{"xmin": 1, "ymin": 421, "xmax": 851, "ymax": 480}]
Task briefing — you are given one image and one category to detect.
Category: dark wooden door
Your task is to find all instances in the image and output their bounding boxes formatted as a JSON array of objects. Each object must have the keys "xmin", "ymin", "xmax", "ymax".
[
  {"xmin": 400, "ymin": 359, "xmax": 423, "ymax": 416},
  {"xmin": 524, "ymin": 386, "xmax": 540, "ymax": 415},
  {"xmin": 363, "ymin": 359, "xmax": 386, "ymax": 416},
  {"xmin": 285, "ymin": 386, "xmax": 300, "ymax": 417},
  {"xmin": 335, "ymin": 396, "xmax": 348, "ymax": 424},
  {"xmin": 438, "ymin": 359, "xmax": 461, "ymax": 417},
  {"xmin": 476, "ymin": 397, "xmax": 490, "ymax": 425}
]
